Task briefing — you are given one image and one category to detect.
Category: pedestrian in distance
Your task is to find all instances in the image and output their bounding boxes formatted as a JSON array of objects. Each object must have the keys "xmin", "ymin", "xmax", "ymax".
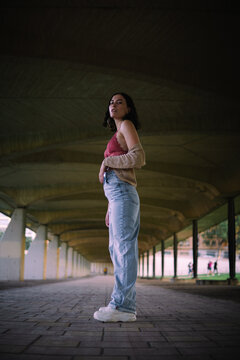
[
  {"xmin": 188, "ymin": 262, "xmax": 193, "ymax": 276},
  {"xmin": 93, "ymin": 93, "xmax": 146, "ymax": 323},
  {"xmin": 207, "ymin": 260, "xmax": 213, "ymax": 275},
  {"xmin": 214, "ymin": 260, "xmax": 218, "ymax": 275}
]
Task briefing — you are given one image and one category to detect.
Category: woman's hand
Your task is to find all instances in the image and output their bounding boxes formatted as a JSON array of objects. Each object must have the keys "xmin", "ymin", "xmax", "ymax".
[
  {"xmin": 99, "ymin": 160, "xmax": 106, "ymax": 183},
  {"xmin": 105, "ymin": 209, "xmax": 109, "ymax": 228}
]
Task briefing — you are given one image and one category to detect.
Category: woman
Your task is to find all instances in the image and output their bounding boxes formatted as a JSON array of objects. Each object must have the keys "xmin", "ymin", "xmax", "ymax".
[{"xmin": 93, "ymin": 92, "xmax": 145, "ymax": 322}]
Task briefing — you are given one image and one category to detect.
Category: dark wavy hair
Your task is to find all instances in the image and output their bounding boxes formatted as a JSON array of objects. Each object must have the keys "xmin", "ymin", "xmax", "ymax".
[{"xmin": 103, "ymin": 92, "xmax": 141, "ymax": 132}]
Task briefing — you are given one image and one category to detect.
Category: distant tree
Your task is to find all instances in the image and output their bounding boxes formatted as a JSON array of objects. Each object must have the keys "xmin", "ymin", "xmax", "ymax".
[
  {"xmin": 201, "ymin": 215, "xmax": 240, "ymax": 251},
  {"xmin": 25, "ymin": 236, "xmax": 33, "ymax": 250},
  {"xmin": 0, "ymin": 232, "xmax": 33, "ymax": 249}
]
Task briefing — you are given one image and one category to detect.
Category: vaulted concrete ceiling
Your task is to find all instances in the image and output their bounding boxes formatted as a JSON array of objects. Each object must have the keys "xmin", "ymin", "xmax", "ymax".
[{"xmin": 0, "ymin": 1, "xmax": 240, "ymax": 262}]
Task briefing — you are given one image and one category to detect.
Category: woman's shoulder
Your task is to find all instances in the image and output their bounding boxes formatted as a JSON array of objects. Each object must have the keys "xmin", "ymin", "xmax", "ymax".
[{"xmin": 120, "ymin": 120, "xmax": 136, "ymax": 132}]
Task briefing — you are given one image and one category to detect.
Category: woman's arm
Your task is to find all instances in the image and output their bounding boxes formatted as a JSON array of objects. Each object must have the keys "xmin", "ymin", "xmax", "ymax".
[
  {"xmin": 99, "ymin": 161, "xmax": 106, "ymax": 184},
  {"xmin": 103, "ymin": 143, "xmax": 145, "ymax": 169},
  {"xmin": 120, "ymin": 120, "xmax": 140, "ymax": 149},
  {"xmin": 103, "ymin": 121, "xmax": 145, "ymax": 169}
]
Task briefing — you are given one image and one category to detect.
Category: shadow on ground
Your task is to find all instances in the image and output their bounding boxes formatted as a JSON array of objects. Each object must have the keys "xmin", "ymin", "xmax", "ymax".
[{"xmin": 137, "ymin": 278, "xmax": 240, "ymax": 304}]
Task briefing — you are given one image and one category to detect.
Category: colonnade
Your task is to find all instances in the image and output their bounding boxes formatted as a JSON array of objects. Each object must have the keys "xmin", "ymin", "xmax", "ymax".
[
  {"xmin": 0, "ymin": 208, "xmax": 90, "ymax": 281},
  {"xmin": 0, "ymin": 198, "xmax": 238, "ymax": 281},
  {"xmin": 139, "ymin": 198, "xmax": 237, "ymax": 281}
]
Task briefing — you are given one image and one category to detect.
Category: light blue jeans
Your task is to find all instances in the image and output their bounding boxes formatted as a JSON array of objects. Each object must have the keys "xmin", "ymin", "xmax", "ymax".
[{"xmin": 103, "ymin": 170, "xmax": 140, "ymax": 314}]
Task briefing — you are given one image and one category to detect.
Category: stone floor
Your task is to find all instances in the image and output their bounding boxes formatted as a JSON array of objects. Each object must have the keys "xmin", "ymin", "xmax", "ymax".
[{"xmin": 0, "ymin": 275, "xmax": 240, "ymax": 360}]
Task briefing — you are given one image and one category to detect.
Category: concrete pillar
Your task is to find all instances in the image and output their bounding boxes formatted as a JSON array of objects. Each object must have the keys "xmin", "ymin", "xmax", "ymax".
[
  {"xmin": 24, "ymin": 225, "xmax": 48, "ymax": 280},
  {"xmin": 0, "ymin": 208, "xmax": 26, "ymax": 281},
  {"xmin": 161, "ymin": 240, "xmax": 165, "ymax": 278},
  {"xmin": 79, "ymin": 254, "xmax": 82, "ymax": 276},
  {"xmin": 228, "ymin": 198, "xmax": 236, "ymax": 280},
  {"xmin": 138, "ymin": 255, "xmax": 141, "ymax": 276},
  {"xmin": 77, "ymin": 254, "xmax": 80, "ymax": 276},
  {"xmin": 152, "ymin": 246, "xmax": 156, "ymax": 278},
  {"xmin": 73, "ymin": 251, "xmax": 78, "ymax": 277},
  {"xmin": 79, "ymin": 254, "xmax": 83, "ymax": 276},
  {"xmin": 142, "ymin": 253, "xmax": 144, "ymax": 277},
  {"xmin": 56, "ymin": 237, "xmax": 60, "ymax": 279},
  {"xmin": 173, "ymin": 233, "xmax": 178, "ymax": 278},
  {"xmin": 147, "ymin": 250, "xmax": 149, "ymax": 278},
  {"xmin": 67, "ymin": 247, "xmax": 73, "ymax": 277},
  {"xmin": 46, "ymin": 235, "xmax": 58, "ymax": 279},
  {"xmin": 58, "ymin": 242, "xmax": 67, "ymax": 278},
  {"xmin": 192, "ymin": 220, "xmax": 198, "ymax": 278}
]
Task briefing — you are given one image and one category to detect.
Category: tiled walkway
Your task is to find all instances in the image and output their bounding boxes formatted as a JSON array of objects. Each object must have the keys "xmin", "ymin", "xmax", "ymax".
[{"xmin": 0, "ymin": 275, "xmax": 240, "ymax": 360}]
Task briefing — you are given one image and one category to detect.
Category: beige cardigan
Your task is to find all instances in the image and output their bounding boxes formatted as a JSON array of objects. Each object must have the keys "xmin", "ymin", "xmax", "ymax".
[{"xmin": 103, "ymin": 143, "xmax": 146, "ymax": 187}]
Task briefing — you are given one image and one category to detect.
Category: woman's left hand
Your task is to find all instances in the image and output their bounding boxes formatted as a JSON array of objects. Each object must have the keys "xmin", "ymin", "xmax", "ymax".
[{"xmin": 99, "ymin": 161, "xmax": 106, "ymax": 183}]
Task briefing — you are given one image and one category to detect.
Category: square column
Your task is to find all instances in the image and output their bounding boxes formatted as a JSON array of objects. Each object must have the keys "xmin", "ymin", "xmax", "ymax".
[
  {"xmin": 147, "ymin": 250, "xmax": 149, "ymax": 278},
  {"xmin": 73, "ymin": 250, "xmax": 78, "ymax": 277},
  {"xmin": 67, "ymin": 247, "xmax": 73, "ymax": 277},
  {"xmin": 46, "ymin": 235, "xmax": 58, "ymax": 279},
  {"xmin": 0, "ymin": 208, "xmax": 26, "ymax": 281},
  {"xmin": 77, "ymin": 254, "xmax": 81, "ymax": 276},
  {"xmin": 58, "ymin": 242, "xmax": 67, "ymax": 278},
  {"xmin": 24, "ymin": 225, "xmax": 48, "ymax": 280},
  {"xmin": 228, "ymin": 198, "xmax": 236, "ymax": 280},
  {"xmin": 192, "ymin": 220, "xmax": 198, "ymax": 279},
  {"xmin": 173, "ymin": 233, "xmax": 178, "ymax": 278},
  {"xmin": 152, "ymin": 246, "xmax": 156, "ymax": 278},
  {"xmin": 161, "ymin": 240, "xmax": 165, "ymax": 278}
]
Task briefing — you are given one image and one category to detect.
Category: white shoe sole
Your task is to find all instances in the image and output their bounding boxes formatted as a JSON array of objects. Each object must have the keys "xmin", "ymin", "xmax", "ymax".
[
  {"xmin": 93, "ymin": 310, "xmax": 136, "ymax": 322},
  {"xmin": 99, "ymin": 306, "xmax": 137, "ymax": 315}
]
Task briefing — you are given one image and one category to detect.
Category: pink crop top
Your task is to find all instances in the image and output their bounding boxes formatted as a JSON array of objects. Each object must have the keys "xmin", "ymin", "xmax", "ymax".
[{"xmin": 104, "ymin": 132, "xmax": 128, "ymax": 158}]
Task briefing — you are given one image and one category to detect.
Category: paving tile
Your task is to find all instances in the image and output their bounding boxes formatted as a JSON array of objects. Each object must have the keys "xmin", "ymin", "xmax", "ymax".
[
  {"xmin": 0, "ymin": 355, "xmax": 72, "ymax": 360},
  {"xmin": 25, "ymin": 345, "xmax": 101, "ymax": 356},
  {"xmin": 103, "ymin": 347, "xmax": 180, "ymax": 356},
  {"xmin": 32, "ymin": 335, "xmax": 81, "ymax": 347},
  {"xmin": 164, "ymin": 335, "xmax": 209, "ymax": 342},
  {"xmin": 73, "ymin": 357, "xmax": 128, "ymax": 360},
  {"xmin": 64, "ymin": 330, "xmax": 103, "ymax": 336},
  {"xmin": 0, "ymin": 344, "xmax": 27, "ymax": 353},
  {"xmin": 0, "ymin": 334, "xmax": 40, "ymax": 346}
]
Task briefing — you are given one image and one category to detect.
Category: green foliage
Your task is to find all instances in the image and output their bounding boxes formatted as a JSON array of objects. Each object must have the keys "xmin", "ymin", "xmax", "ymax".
[
  {"xmin": 25, "ymin": 236, "xmax": 33, "ymax": 250},
  {"xmin": 201, "ymin": 215, "xmax": 240, "ymax": 249}
]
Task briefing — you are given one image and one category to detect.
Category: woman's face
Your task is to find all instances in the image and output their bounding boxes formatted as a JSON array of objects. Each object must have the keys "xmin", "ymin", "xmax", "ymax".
[{"xmin": 109, "ymin": 94, "xmax": 130, "ymax": 120}]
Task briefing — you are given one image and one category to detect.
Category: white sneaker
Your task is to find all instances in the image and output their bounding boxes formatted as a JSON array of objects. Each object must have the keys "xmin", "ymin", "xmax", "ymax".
[
  {"xmin": 99, "ymin": 306, "xmax": 112, "ymax": 312},
  {"xmin": 99, "ymin": 305, "xmax": 137, "ymax": 315},
  {"xmin": 93, "ymin": 307, "xmax": 136, "ymax": 322}
]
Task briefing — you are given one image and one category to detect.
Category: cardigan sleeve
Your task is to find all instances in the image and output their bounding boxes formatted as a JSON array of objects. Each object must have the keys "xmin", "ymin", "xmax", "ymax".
[{"xmin": 103, "ymin": 143, "xmax": 146, "ymax": 169}]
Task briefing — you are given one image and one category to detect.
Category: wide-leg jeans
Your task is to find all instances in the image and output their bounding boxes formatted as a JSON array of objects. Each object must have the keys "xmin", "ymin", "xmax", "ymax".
[{"xmin": 103, "ymin": 170, "xmax": 140, "ymax": 314}]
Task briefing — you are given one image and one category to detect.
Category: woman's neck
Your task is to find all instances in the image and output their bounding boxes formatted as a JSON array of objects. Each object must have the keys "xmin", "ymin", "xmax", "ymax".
[{"xmin": 114, "ymin": 119, "xmax": 122, "ymax": 131}]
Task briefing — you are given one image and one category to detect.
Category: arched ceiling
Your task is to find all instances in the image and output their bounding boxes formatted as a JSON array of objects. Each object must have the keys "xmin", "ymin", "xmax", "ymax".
[{"xmin": 0, "ymin": 1, "xmax": 240, "ymax": 262}]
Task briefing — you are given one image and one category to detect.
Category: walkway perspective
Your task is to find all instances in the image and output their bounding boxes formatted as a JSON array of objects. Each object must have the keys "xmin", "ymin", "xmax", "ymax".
[{"xmin": 0, "ymin": 275, "xmax": 240, "ymax": 360}]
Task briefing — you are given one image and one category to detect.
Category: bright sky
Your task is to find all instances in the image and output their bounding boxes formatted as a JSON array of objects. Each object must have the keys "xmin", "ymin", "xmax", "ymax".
[{"xmin": 0, "ymin": 212, "xmax": 36, "ymax": 238}]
